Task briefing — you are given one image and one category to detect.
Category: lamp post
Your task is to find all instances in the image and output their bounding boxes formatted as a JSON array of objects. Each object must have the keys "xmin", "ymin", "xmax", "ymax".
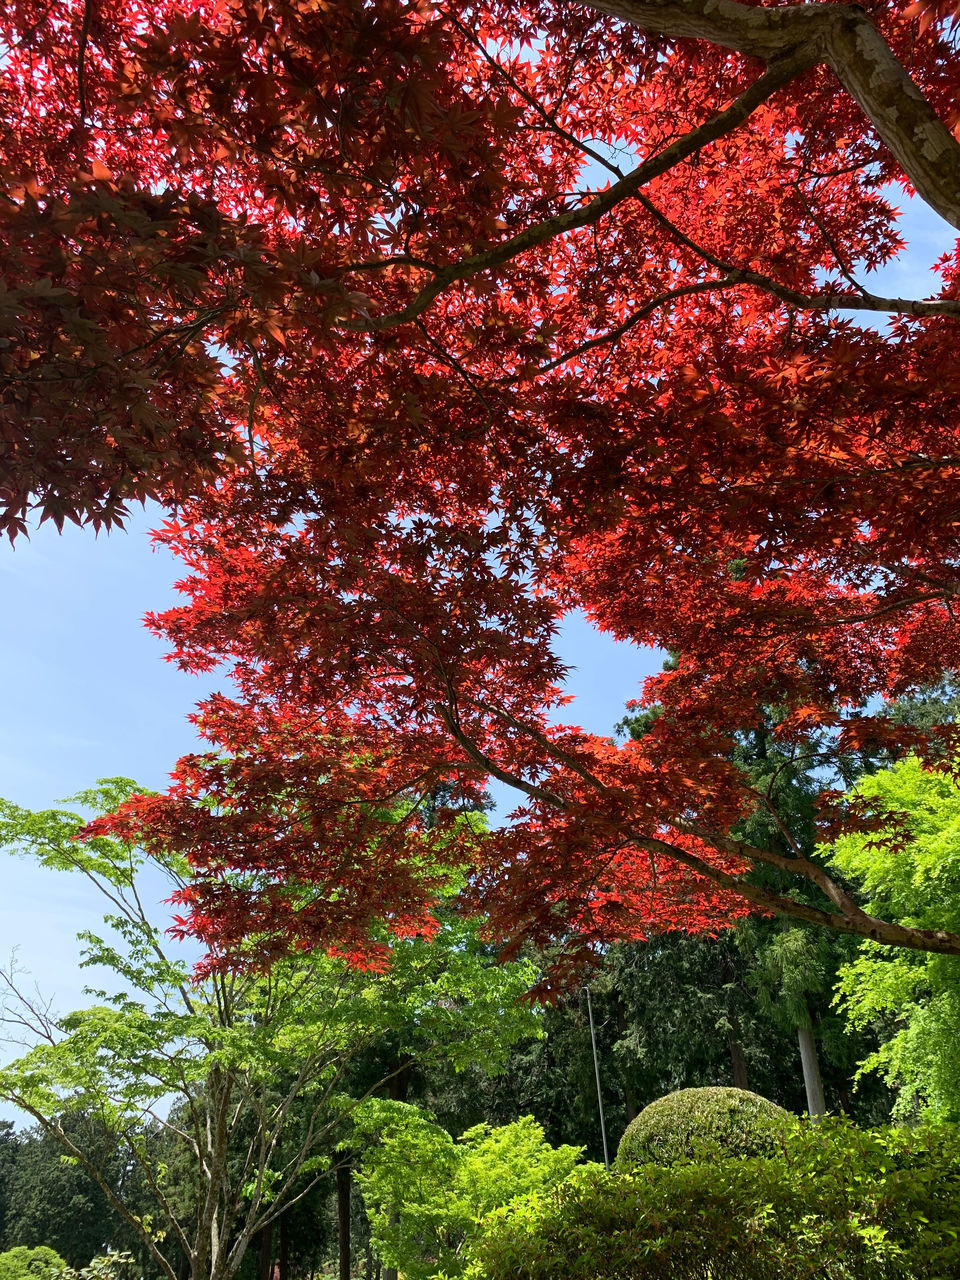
[{"xmin": 585, "ymin": 986, "xmax": 610, "ymax": 1171}]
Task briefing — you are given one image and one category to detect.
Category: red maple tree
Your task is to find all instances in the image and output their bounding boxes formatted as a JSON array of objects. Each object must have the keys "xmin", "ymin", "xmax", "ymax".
[{"xmin": 8, "ymin": 0, "xmax": 960, "ymax": 969}]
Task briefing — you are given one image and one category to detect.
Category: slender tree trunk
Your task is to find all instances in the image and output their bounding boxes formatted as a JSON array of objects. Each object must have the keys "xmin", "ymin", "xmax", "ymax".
[
  {"xmin": 728, "ymin": 1031, "xmax": 749, "ymax": 1090},
  {"xmin": 797, "ymin": 1021, "xmax": 826, "ymax": 1121},
  {"xmin": 615, "ymin": 993, "xmax": 638, "ymax": 1123},
  {"xmin": 257, "ymin": 1223, "xmax": 273, "ymax": 1280},
  {"xmin": 338, "ymin": 1163, "xmax": 352, "ymax": 1280},
  {"xmin": 388, "ymin": 1058, "xmax": 413, "ymax": 1103},
  {"xmin": 623, "ymin": 1082, "xmax": 639, "ymax": 1125},
  {"xmin": 278, "ymin": 1214, "xmax": 290, "ymax": 1280}
]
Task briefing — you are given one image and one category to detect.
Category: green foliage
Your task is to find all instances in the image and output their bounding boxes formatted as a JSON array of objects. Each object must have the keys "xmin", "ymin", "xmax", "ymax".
[
  {"xmin": 354, "ymin": 1107, "xmax": 581, "ymax": 1280},
  {"xmin": 0, "ymin": 1123, "xmax": 16, "ymax": 1249},
  {"xmin": 468, "ymin": 1119, "xmax": 960, "ymax": 1280},
  {"xmin": 616, "ymin": 1086, "xmax": 789, "ymax": 1169},
  {"xmin": 0, "ymin": 786, "xmax": 541, "ymax": 1280},
  {"xmin": 49, "ymin": 1255, "xmax": 134, "ymax": 1280},
  {"xmin": 824, "ymin": 756, "xmax": 960, "ymax": 1119},
  {"xmin": 0, "ymin": 1247, "xmax": 65, "ymax": 1280}
]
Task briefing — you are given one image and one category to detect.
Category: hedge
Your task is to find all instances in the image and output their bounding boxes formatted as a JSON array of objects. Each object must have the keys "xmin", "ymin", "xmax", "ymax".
[{"xmin": 465, "ymin": 1119, "xmax": 960, "ymax": 1280}]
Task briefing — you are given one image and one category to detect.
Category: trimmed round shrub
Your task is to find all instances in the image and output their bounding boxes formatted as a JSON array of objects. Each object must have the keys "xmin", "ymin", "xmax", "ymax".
[{"xmin": 616, "ymin": 1086, "xmax": 789, "ymax": 1168}]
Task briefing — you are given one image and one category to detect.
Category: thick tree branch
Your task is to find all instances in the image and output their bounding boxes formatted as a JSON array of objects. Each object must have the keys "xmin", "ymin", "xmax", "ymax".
[
  {"xmin": 632, "ymin": 828, "xmax": 960, "ymax": 954},
  {"xmin": 576, "ymin": 0, "xmax": 960, "ymax": 230}
]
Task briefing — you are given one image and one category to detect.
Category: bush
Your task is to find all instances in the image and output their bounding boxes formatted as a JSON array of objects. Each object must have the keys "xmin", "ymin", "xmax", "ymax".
[
  {"xmin": 0, "ymin": 1248, "xmax": 66, "ymax": 1280},
  {"xmin": 50, "ymin": 1254, "xmax": 134, "ymax": 1280},
  {"xmin": 467, "ymin": 1119, "xmax": 960, "ymax": 1280},
  {"xmin": 616, "ymin": 1086, "xmax": 790, "ymax": 1168}
]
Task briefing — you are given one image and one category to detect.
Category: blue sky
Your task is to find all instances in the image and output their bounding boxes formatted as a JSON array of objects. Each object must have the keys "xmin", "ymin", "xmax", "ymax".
[{"xmin": 0, "ymin": 192, "xmax": 955, "ymax": 1120}]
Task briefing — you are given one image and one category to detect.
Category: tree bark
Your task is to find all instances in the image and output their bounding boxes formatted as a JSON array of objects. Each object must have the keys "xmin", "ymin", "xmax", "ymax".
[
  {"xmin": 387, "ymin": 1058, "xmax": 413, "ymax": 1103},
  {"xmin": 615, "ymin": 994, "xmax": 639, "ymax": 1123},
  {"xmin": 338, "ymin": 1163, "xmax": 352, "ymax": 1280},
  {"xmin": 257, "ymin": 1223, "xmax": 273, "ymax": 1280},
  {"xmin": 623, "ymin": 1083, "xmax": 639, "ymax": 1125},
  {"xmin": 278, "ymin": 1214, "xmax": 290, "ymax": 1280},
  {"xmin": 576, "ymin": 0, "xmax": 960, "ymax": 230},
  {"xmin": 382, "ymin": 1059, "xmax": 412, "ymax": 1280},
  {"xmin": 797, "ymin": 1022, "xmax": 826, "ymax": 1121},
  {"xmin": 728, "ymin": 1032, "xmax": 749, "ymax": 1090}
]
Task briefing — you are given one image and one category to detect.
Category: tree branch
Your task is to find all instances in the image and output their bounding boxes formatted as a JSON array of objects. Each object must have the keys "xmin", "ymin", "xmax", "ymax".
[
  {"xmin": 575, "ymin": 0, "xmax": 960, "ymax": 230},
  {"xmin": 358, "ymin": 49, "xmax": 813, "ymax": 328}
]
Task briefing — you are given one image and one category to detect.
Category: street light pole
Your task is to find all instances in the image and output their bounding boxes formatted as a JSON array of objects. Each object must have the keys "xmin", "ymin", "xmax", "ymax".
[{"xmin": 586, "ymin": 986, "xmax": 610, "ymax": 1171}]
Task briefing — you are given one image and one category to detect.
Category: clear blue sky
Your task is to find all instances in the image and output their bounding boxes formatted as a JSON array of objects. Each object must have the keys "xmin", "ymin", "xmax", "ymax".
[{"xmin": 0, "ymin": 192, "xmax": 954, "ymax": 1118}]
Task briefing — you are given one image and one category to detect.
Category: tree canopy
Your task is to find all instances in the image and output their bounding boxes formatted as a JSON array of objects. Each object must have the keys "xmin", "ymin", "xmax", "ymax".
[{"xmin": 5, "ymin": 0, "xmax": 960, "ymax": 968}]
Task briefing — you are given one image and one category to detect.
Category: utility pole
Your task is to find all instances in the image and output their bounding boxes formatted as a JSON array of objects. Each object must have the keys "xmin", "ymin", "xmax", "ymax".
[{"xmin": 586, "ymin": 986, "xmax": 610, "ymax": 1170}]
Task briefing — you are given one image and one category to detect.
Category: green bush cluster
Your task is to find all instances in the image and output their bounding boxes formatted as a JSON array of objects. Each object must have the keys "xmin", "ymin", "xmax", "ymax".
[
  {"xmin": 616, "ymin": 1086, "xmax": 790, "ymax": 1168},
  {"xmin": 0, "ymin": 1248, "xmax": 66, "ymax": 1280},
  {"xmin": 466, "ymin": 1119, "xmax": 960, "ymax": 1280}
]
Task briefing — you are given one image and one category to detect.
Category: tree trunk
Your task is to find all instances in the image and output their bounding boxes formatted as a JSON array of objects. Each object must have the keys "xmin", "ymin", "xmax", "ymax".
[
  {"xmin": 387, "ymin": 1057, "xmax": 413, "ymax": 1102},
  {"xmin": 623, "ymin": 1082, "xmax": 639, "ymax": 1125},
  {"xmin": 278, "ymin": 1214, "xmax": 290, "ymax": 1280},
  {"xmin": 257, "ymin": 1223, "xmax": 273, "ymax": 1280},
  {"xmin": 383, "ymin": 1236, "xmax": 398, "ymax": 1280},
  {"xmin": 615, "ymin": 993, "xmax": 638, "ymax": 1124},
  {"xmin": 797, "ymin": 1022, "xmax": 826, "ymax": 1121},
  {"xmin": 728, "ymin": 1031, "xmax": 749, "ymax": 1090},
  {"xmin": 338, "ymin": 1162, "xmax": 352, "ymax": 1280}
]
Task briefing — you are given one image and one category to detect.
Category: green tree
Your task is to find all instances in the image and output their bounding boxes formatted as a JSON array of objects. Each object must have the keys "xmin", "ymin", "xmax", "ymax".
[
  {"xmin": 354, "ymin": 1109, "xmax": 581, "ymax": 1280},
  {"xmin": 0, "ymin": 783, "xmax": 540, "ymax": 1280},
  {"xmin": 826, "ymin": 756, "xmax": 960, "ymax": 1120}
]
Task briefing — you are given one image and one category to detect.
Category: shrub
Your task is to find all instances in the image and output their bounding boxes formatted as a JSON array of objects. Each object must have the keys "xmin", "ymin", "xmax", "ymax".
[
  {"xmin": 355, "ymin": 1107, "xmax": 582, "ymax": 1280},
  {"xmin": 49, "ymin": 1254, "xmax": 134, "ymax": 1280},
  {"xmin": 0, "ymin": 1248, "xmax": 66, "ymax": 1280},
  {"xmin": 616, "ymin": 1086, "xmax": 790, "ymax": 1168},
  {"xmin": 467, "ymin": 1119, "xmax": 960, "ymax": 1280}
]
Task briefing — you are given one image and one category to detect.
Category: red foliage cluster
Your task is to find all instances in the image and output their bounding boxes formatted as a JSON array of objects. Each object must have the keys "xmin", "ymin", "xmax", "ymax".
[{"xmin": 7, "ymin": 0, "xmax": 960, "ymax": 966}]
